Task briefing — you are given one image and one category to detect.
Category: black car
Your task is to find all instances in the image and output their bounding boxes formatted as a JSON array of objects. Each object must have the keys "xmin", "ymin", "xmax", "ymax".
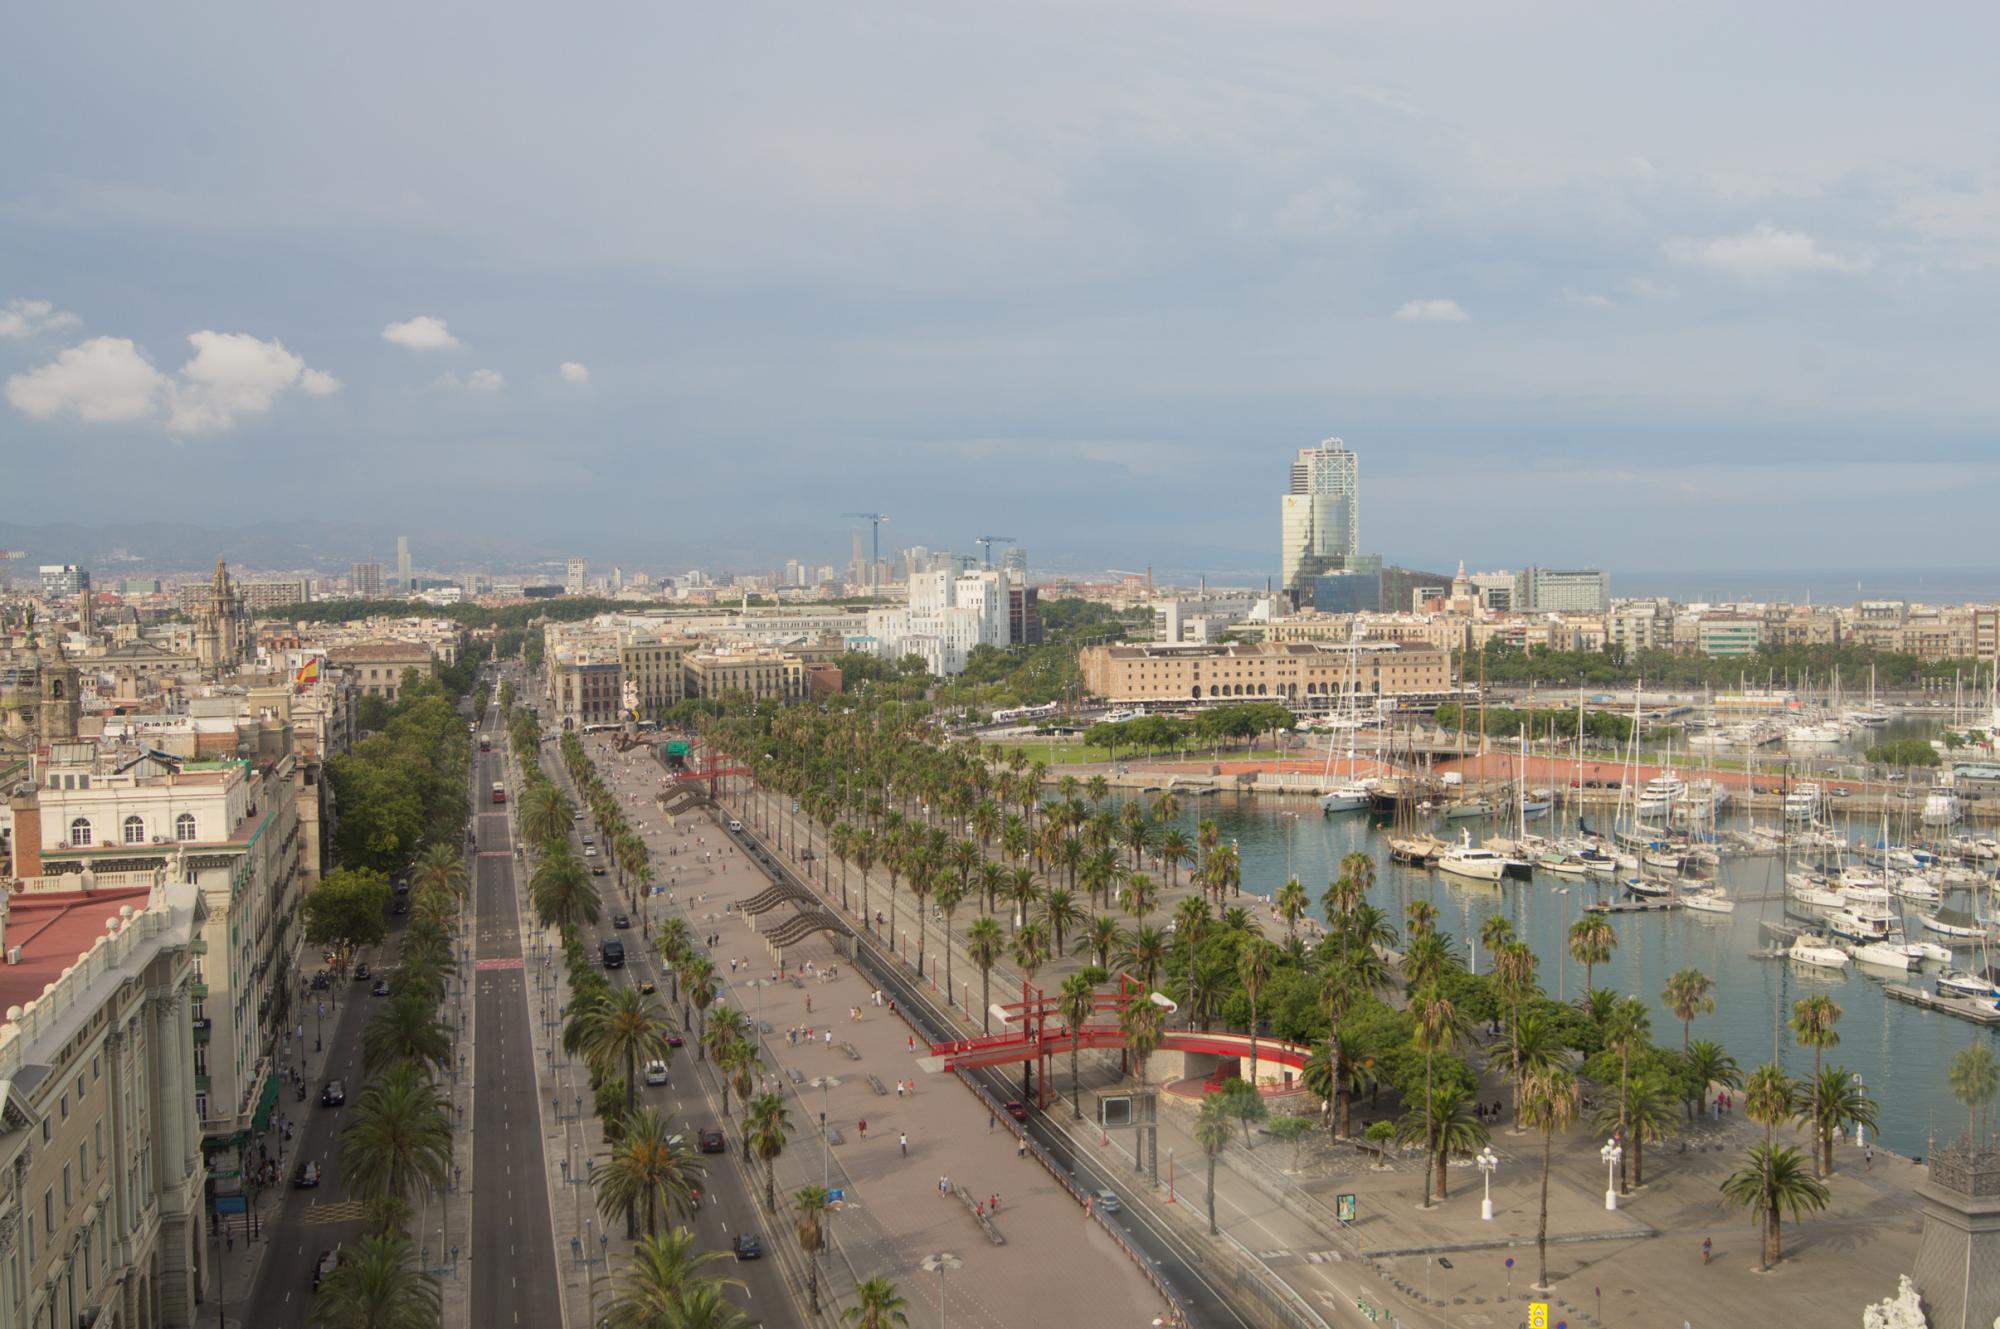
[
  {"xmin": 321, "ymin": 1080, "xmax": 346, "ymax": 1107},
  {"xmin": 311, "ymin": 972, "xmax": 330, "ymax": 991},
  {"xmin": 732, "ymin": 1233, "xmax": 763, "ymax": 1260},
  {"xmin": 295, "ymin": 1161, "xmax": 321, "ymax": 1188},
  {"xmin": 354, "ymin": 963, "xmax": 371, "ymax": 981},
  {"xmin": 638, "ymin": 978, "xmax": 656, "ymax": 995},
  {"xmin": 697, "ymin": 1128, "xmax": 726, "ymax": 1154},
  {"xmin": 392, "ymin": 898, "xmax": 409, "ymax": 915},
  {"xmin": 590, "ymin": 863, "xmax": 607, "ymax": 877},
  {"xmin": 371, "ymin": 979, "xmax": 391, "ymax": 997},
  {"xmin": 613, "ymin": 913, "xmax": 631, "ymax": 929},
  {"xmin": 601, "ymin": 941, "xmax": 626, "ymax": 969}
]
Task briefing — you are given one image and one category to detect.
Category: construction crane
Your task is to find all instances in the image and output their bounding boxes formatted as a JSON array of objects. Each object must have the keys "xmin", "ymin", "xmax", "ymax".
[
  {"xmin": 842, "ymin": 512, "xmax": 890, "ymax": 595},
  {"xmin": 974, "ymin": 535, "xmax": 1016, "ymax": 569}
]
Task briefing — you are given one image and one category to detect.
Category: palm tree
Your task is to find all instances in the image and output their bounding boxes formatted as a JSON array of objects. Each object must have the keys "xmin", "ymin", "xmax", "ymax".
[
  {"xmin": 935, "ymin": 881, "xmax": 965, "ymax": 999},
  {"xmin": 1519, "ymin": 1065, "xmax": 1578, "ymax": 1291},
  {"xmin": 519, "ymin": 782, "xmax": 574, "ymax": 848},
  {"xmin": 1237, "ymin": 940, "xmax": 1277, "ymax": 1087},
  {"xmin": 1950, "ymin": 1044, "xmax": 2000, "ymax": 1144},
  {"xmin": 967, "ymin": 917, "xmax": 1004, "ymax": 1034},
  {"xmin": 793, "ymin": 1187, "xmax": 831, "ymax": 1316},
  {"xmin": 683, "ymin": 956, "xmax": 717, "ymax": 1056},
  {"xmin": 1603, "ymin": 996, "xmax": 1651, "ymax": 1192},
  {"xmin": 596, "ymin": 1108, "xmax": 703, "ymax": 1238},
  {"xmin": 1079, "ymin": 913, "xmax": 1121, "ymax": 969},
  {"xmin": 1743, "ymin": 1063, "xmax": 1796, "ymax": 1145},
  {"xmin": 1194, "ymin": 1091, "xmax": 1233, "ymax": 1236},
  {"xmin": 1491, "ymin": 940, "xmax": 1539, "ymax": 1113},
  {"xmin": 409, "ymin": 842, "xmax": 468, "ymax": 908},
  {"xmin": 662, "ymin": 1281, "xmax": 758, "ymax": 1329},
  {"xmin": 1118, "ymin": 924, "xmax": 1169, "ymax": 993},
  {"xmin": 605, "ymin": 1229, "xmax": 739, "ymax": 1329},
  {"xmin": 1789, "ymin": 995, "xmax": 1842, "ymax": 1172},
  {"xmin": 361, "ymin": 994, "xmax": 453, "ymax": 1077},
  {"xmin": 744, "ymin": 1092, "xmax": 792, "ymax": 1211},
  {"xmin": 1086, "ymin": 774, "xmax": 1110, "ymax": 805},
  {"xmin": 1662, "ymin": 967, "xmax": 1716, "ymax": 1053},
  {"xmin": 342, "ymin": 1064, "xmax": 453, "ymax": 1226},
  {"xmin": 1410, "ymin": 985, "xmax": 1466, "ymax": 1207},
  {"xmin": 530, "ymin": 851, "xmax": 600, "ymax": 932},
  {"xmin": 1405, "ymin": 898, "xmax": 1438, "ymax": 941},
  {"xmin": 1566, "ymin": 914, "xmax": 1616, "ymax": 994},
  {"xmin": 1720, "ymin": 1143, "xmax": 1830, "ymax": 1270},
  {"xmin": 1595, "ymin": 1071, "xmax": 1677, "ymax": 1187},
  {"xmin": 1041, "ymin": 887, "xmax": 1085, "ymax": 955},
  {"xmin": 1394, "ymin": 1083, "xmax": 1488, "ymax": 1200},
  {"xmin": 1121, "ymin": 996, "xmax": 1165, "ymax": 1084},
  {"xmin": 1058, "ymin": 974, "xmax": 1096, "ymax": 1118},
  {"xmin": 307, "ymin": 1231, "xmax": 441, "ymax": 1329},
  {"xmin": 1684, "ymin": 1039, "xmax": 1742, "ymax": 1123},
  {"xmin": 1117, "ymin": 872, "xmax": 1158, "ymax": 925},
  {"xmin": 1274, "ymin": 878, "xmax": 1308, "ymax": 944},
  {"xmin": 1160, "ymin": 828, "xmax": 1193, "ymax": 890},
  {"xmin": 843, "ymin": 1277, "xmax": 911, "ymax": 1328},
  {"xmin": 1005, "ymin": 867, "xmax": 1040, "ymax": 932},
  {"xmin": 577, "ymin": 986, "xmax": 672, "ymax": 1122}
]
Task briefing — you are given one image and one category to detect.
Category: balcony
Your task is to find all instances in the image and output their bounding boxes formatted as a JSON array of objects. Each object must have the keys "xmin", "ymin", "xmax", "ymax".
[
  {"xmin": 191, "ymin": 1021, "xmax": 211, "ymax": 1045},
  {"xmin": 189, "ymin": 982, "xmax": 208, "ymax": 1000},
  {"xmin": 190, "ymin": 938, "xmax": 208, "ymax": 955},
  {"xmin": 193, "ymin": 1075, "xmax": 210, "ymax": 1093}
]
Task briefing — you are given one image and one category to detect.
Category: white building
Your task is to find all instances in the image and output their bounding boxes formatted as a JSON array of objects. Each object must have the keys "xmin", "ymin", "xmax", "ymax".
[
  {"xmin": 1152, "ymin": 594, "xmax": 1271, "ymax": 644},
  {"xmin": 1516, "ymin": 567, "xmax": 1611, "ymax": 614},
  {"xmin": 864, "ymin": 570, "xmax": 1013, "ymax": 675}
]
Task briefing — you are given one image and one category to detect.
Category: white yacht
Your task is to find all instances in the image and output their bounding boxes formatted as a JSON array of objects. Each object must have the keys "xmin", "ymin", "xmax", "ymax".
[
  {"xmin": 1437, "ymin": 830, "xmax": 1507, "ymax": 883},
  {"xmin": 1894, "ymin": 876, "xmax": 1944, "ymax": 904},
  {"xmin": 1894, "ymin": 940, "xmax": 1954, "ymax": 965},
  {"xmin": 1789, "ymin": 932, "xmax": 1851, "ymax": 971},
  {"xmin": 1825, "ymin": 904, "xmax": 1896, "ymax": 944},
  {"xmin": 1681, "ymin": 886, "xmax": 1736, "ymax": 915},
  {"xmin": 1784, "ymin": 783, "xmax": 1823, "ymax": 822},
  {"xmin": 1786, "ymin": 722, "xmax": 1847, "ymax": 749},
  {"xmin": 1638, "ymin": 772, "xmax": 1687, "ymax": 818},
  {"xmin": 1321, "ymin": 783, "xmax": 1373, "ymax": 814},
  {"xmin": 1788, "ymin": 876, "xmax": 1847, "ymax": 912},
  {"xmin": 1848, "ymin": 940, "xmax": 1914, "ymax": 971},
  {"xmin": 1923, "ymin": 777, "xmax": 1964, "ymax": 826}
]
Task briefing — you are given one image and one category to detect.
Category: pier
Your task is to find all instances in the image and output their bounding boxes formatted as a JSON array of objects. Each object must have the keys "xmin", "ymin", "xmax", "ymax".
[{"xmin": 1884, "ymin": 983, "xmax": 2000, "ymax": 1025}]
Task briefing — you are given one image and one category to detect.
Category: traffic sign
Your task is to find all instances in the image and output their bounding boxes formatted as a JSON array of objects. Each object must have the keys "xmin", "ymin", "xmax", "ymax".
[{"xmin": 1529, "ymin": 1302, "xmax": 1549, "ymax": 1329}]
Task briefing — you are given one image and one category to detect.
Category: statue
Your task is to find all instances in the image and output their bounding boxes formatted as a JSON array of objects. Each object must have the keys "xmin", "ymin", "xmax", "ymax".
[{"xmin": 1862, "ymin": 1275, "xmax": 1927, "ymax": 1329}]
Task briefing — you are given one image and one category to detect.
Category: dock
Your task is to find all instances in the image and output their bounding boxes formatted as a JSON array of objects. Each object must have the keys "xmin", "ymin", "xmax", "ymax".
[
  {"xmin": 1884, "ymin": 984, "xmax": 2000, "ymax": 1026},
  {"xmin": 1585, "ymin": 899, "xmax": 1684, "ymax": 915}
]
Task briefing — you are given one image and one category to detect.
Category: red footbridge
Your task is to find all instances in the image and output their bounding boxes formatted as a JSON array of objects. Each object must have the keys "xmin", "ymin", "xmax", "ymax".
[{"xmin": 929, "ymin": 977, "xmax": 1314, "ymax": 1107}]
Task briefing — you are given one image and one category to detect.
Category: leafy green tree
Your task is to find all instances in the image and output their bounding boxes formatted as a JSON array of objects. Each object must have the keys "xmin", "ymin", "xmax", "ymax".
[
  {"xmin": 1269, "ymin": 1114, "xmax": 1313, "ymax": 1170},
  {"xmin": 1216, "ymin": 1077, "xmax": 1269, "ymax": 1149},
  {"xmin": 302, "ymin": 867, "xmax": 390, "ymax": 960},
  {"xmin": 1720, "ymin": 1143, "xmax": 1830, "ymax": 1270}
]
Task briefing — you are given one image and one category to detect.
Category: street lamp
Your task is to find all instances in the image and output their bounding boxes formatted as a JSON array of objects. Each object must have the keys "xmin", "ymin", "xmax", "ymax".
[
  {"xmin": 1600, "ymin": 1139, "xmax": 1623, "ymax": 1212},
  {"xmin": 920, "ymin": 1252, "xmax": 963, "ymax": 1329},
  {"xmin": 1475, "ymin": 1146, "xmax": 1499, "ymax": 1221}
]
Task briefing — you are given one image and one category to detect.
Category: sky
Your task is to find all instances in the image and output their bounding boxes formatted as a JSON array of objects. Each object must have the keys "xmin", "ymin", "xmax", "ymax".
[{"xmin": 6, "ymin": 2, "xmax": 2000, "ymax": 580}]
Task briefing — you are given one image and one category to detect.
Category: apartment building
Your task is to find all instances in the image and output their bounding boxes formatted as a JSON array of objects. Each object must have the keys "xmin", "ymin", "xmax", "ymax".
[
  {"xmin": 324, "ymin": 643, "xmax": 434, "ymax": 700},
  {"xmin": 684, "ymin": 648, "xmax": 806, "ymax": 703},
  {"xmin": 1078, "ymin": 640, "xmax": 1451, "ymax": 706}
]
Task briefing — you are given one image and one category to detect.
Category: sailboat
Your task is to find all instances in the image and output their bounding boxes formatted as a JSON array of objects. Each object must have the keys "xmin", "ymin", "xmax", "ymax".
[{"xmin": 1320, "ymin": 616, "xmax": 1375, "ymax": 814}]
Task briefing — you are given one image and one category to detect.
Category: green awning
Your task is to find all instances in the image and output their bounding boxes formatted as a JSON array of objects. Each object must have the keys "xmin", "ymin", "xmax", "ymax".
[{"xmin": 249, "ymin": 1070, "xmax": 282, "ymax": 1134}]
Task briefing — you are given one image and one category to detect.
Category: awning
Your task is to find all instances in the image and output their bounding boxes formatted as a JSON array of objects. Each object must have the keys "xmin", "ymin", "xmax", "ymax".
[{"xmin": 249, "ymin": 1070, "xmax": 282, "ymax": 1135}]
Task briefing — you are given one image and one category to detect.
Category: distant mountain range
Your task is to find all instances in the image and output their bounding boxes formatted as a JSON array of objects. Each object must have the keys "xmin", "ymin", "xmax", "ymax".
[{"xmin": 0, "ymin": 520, "xmax": 581, "ymax": 578}]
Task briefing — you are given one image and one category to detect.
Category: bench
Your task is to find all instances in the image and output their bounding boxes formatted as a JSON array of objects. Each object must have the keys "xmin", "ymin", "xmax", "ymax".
[
  {"xmin": 827, "ymin": 1128, "xmax": 845, "ymax": 1146},
  {"xmin": 950, "ymin": 1184, "xmax": 1008, "ymax": 1246},
  {"xmin": 786, "ymin": 1067, "xmax": 805, "ymax": 1085},
  {"xmin": 866, "ymin": 1074, "xmax": 888, "ymax": 1096},
  {"xmin": 842, "ymin": 1041, "xmax": 863, "ymax": 1062}
]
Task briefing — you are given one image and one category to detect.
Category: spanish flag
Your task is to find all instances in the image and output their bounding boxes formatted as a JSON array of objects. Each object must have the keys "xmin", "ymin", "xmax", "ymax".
[{"xmin": 294, "ymin": 657, "xmax": 321, "ymax": 686}]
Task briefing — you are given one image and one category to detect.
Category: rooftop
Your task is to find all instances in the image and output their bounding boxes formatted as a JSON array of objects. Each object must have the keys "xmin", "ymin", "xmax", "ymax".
[{"xmin": 0, "ymin": 886, "xmax": 155, "ymax": 1013}]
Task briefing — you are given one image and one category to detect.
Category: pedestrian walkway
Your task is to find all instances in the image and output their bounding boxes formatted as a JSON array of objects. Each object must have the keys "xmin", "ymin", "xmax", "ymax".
[{"xmin": 587, "ymin": 735, "xmax": 1170, "ymax": 1329}]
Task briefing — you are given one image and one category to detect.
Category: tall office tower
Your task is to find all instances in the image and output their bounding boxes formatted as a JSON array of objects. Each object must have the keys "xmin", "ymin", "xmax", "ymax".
[
  {"xmin": 1280, "ymin": 437, "xmax": 1360, "ymax": 609},
  {"xmin": 565, "ymin": 557, "xmax": 588, "ymax": 595},
  {"xmin": 396, "ymin": 535, "xmax": 411, "ymax": 589},
  {"xmin": 1002, "ymin": 546, "xmax": 1027, "ymax": 580},
  {"xmin": 351, "ymin": 562, "xmax": 384, "ymax": 597},
  {"xmin": 850, "ymin": 531, "xmax": 865, "ymax": 587}
]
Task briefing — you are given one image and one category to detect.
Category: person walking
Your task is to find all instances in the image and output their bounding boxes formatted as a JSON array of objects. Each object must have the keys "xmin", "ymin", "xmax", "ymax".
[
  {"xmin": 900, "ymin": 1131, "xmax": 909, "ymax": 1157},
  {"xmin": 859, "ymin": 1119, "xmax": 867, "ymax": 1140},
  {"xmin": 1701, "ymin": 1237, "xmax": 1712, "ymax": 1265}
]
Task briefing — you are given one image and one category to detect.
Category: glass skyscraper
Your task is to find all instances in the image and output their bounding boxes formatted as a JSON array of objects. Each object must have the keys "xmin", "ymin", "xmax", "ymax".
[{"xmin": 1281, "ymin": 437, "xmax": 1359, "ymax": 608}]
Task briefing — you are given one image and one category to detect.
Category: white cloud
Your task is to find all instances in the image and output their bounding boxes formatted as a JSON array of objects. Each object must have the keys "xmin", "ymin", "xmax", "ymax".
[
  {"xmin": 6, "ymin": 330, "xmax": 338, "ymax": 433},
  {"xmin": 6, "ymin": 337, "xmax": 168, "ymax": 423},
  {"xmin": 1664, "ymin": 223, "xmax": 1868, "ymax": 277},
  {"xmin": 165, "ymin": 331, "xmax": 340, "ymax": 433},
  {"xmin": 1562, "ymin": 288, "xmax": 1615, "ymax": 309},
  {"xmin": 558, "ymin": 360, "xmax": 590, "ymax": 384},
  {"xmin": 1392, "ymin": 298, "xmax": 1469, "ymax": 322},
  {"xmin": 434, "ymin": 368, "xmax": 506, "ymax": 392},
  {"xmin": 382, "ymin": 315, "xmax": 460, "ymax": 350},
  {"xmin": 0, "ymin": 298, "xmax": 81, "ymax": 340}
]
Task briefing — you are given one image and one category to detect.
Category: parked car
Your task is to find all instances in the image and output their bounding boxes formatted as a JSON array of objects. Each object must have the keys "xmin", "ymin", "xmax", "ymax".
[
  {"xmin": 697, "ymin": 1128, "xmax": 726, "ymax": 1154},
  {"xmin": 321, "ymin": 1080, "xmax": 346, "ymax": 1107},
  {"xmin": 295, "ymin": 1161, "xmax": 321, "ymax": 1188},
  {"xmin": 644, "ymin": 1060, "xmax": 670, "ymax": 1086},
  {"xmin": 732, "ymin": 1233, "xmax": 763, "ymax": 1260},
  {"xmin": 1003, "ymin": 1101, "xmax": 1029, "ymax": 1122},
  {"xmin": 1093, "ymin": 1190, "xmax": 1122, "ymax": 1213}
]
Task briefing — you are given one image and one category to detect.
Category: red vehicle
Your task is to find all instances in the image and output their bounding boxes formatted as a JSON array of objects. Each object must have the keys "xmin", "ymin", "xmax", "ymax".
[
  {"xmin": 479, "ymin": 735, "xmax": 492, "ymax": 752},
  {"xmin": 490, "ymin": 782, "xmax": 507, "ymax": 805}
]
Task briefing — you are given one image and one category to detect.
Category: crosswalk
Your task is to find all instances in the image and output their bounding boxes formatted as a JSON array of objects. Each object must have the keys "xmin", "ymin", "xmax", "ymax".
[
  {"xmin": 1251, "ymin": 1247, "xmax": 1346, "ymax": 1265},
  {"xmin": 303, "ymin": 1199, "xmax": 367, "ymax": 1225}
]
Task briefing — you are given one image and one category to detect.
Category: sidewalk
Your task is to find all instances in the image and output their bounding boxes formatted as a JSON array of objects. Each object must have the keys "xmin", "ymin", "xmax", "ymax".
[{"xmin": 587, "ymin": 736, "xmax": 1171, "ymax": 1329}]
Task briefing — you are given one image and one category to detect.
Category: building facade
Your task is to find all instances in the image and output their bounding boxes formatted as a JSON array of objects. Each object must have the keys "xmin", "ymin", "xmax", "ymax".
[
  {"xmin": 1515, "ymin": 567, "xmax": 1611, "ymax": 614},
  {"xmin": 348, "ymin": 563, "xmax": 383, "ymax": 598},
  {"xmin": 1078, "ymin": 640, "xmax": 1451, "ymax": 706},
  {"xmin": 684, "ymin": 649, "xmax": 806, "ymax": 703},
  {"xmin": 324, "ymin": 643, "xmax": 434, "ymax": 700}
]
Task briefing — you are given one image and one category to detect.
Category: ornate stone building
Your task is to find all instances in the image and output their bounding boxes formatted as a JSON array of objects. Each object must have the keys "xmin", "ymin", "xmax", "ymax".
[{"xmin": 191, "ymin": 561, "xmax": 247, "ymax": 679}]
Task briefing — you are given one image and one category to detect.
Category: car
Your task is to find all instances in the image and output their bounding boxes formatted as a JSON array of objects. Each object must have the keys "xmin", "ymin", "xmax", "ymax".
[
  {"xmin": 800, "ymin": 848, "xmax": 815, "ymax": 861},
  {"xmin": 311, "ymin": 972, "xmax": 330, "ymax": 991},
  {"xmin": 591, "ymin": 863, "xmax": 607, "ymax": 877},
  {"xmin": 392, "ymin": 899, "xmax": 409, "ymax": 915},
  {"xmin": 613, "ymin": 913, "xmax": 631, "ymax": 929},
  {"xmin": 321, "ymin": 1080, "xmax": 346, "ymax": 1107},
  {"xmin": 394, "ymin": 877, "xmax": 411, "ymax": 895},
  {"xmin": 583, "ymin": 844, "xmax": 598, "ymax": 857},
  {"xmin": 353, "ymin": 963, "xmax": 370, "ymax": 981},
  {"xmin": 732, "ymin": 1233, "xmax": 763, "ymax": 1260},
  {"xmin": 573, "ymin": 810, "xmax": 585, "ymax": 821},
  {"xmin": 727, "ymin": 820, "xmax": 743, "ymax": 832},
  {"xmin": 1093, "ymin": 1190, "xmax": 1122, "ymax": 1213},
  {"xmin": 638, "ymin": 978, "xmax": 657, "ymax": 995},
  {"xmin": 1003, "ymin": 1101, "xmax": 1029, "ymax": 1122},
  {"xmin": 666, "ymin": 1032, "xmax": 684, "ymax": 1048},
  {"xmin": 602, "ymin": 941, "xmax": 626, "ymax": 969},
  {"xmin": 371, "ymin": 979, "xmax": 391, "ymax": 997},
  {"xmin": 295, "ymin": 1160, "xmax": 321, "ymax": 1188},
  {"xmin": 313, "ymin": 1246, "xmax": 342, "ymax": 1290},
  {"xmin": 697, "ymin": 1128, "xmax": 726, "ymax": 1154},
  {"xmin": 644, "ymin": 1059, "xmax": 670, "ymax": 1085}
]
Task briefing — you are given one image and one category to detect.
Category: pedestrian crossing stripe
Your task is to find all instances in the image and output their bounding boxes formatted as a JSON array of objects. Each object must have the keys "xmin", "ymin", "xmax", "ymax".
[
  {"xmin": 305, "ymin": 1200, "xmax": 366, "ymax": 1224},
  {"xmin": 1257, "ymin": 1249, "xmax": 1289, "ymax": 1259},
  {"xmin": 1304, "ymin": 1250, "xmax": 1342, "ymax": 1263}
]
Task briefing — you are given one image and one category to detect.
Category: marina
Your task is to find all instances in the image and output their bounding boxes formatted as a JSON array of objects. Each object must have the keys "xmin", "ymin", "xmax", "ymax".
[{"xmin": 1883, "ymin": 983, "xmax": 2000, "ymax": 1026}]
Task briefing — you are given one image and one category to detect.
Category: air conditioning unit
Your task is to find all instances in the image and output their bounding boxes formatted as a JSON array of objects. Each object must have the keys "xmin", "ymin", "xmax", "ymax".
[{"xmin": 7, "ymin": 948, "xmax": 22, "ymax": 966}]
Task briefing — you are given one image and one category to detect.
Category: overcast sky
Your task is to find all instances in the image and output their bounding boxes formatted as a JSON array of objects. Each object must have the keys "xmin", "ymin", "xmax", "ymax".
[{"xmin": 6, "ymin": 3, "xmax": 1999, "ymax": 577}]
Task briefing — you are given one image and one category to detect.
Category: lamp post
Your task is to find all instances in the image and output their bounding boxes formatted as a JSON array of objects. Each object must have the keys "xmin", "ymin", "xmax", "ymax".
[
  {"xmin": 1600, "ymin": 1139, "xmax": 1623, "ymax": 1212},
  {"xmin": 1476, "ymin": 1146, "xmax": 1498, "ymax": 1221},
  {"xmin": 1852, "ymin": 1072, "xmax": 1866, "ymax": 1149},
  {"xmin": 920, "ymin": 1252, "xmax": 963, "ymax": 1329}
]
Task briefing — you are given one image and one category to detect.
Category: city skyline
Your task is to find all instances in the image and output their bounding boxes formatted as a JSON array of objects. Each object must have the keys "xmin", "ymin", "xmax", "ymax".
[{"xmin": 7, "ymin": 6, "xmax": 2000, "ymax": 571}]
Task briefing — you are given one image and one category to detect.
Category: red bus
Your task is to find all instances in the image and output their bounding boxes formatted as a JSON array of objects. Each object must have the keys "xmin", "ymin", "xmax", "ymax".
[{"xmin": 490, "ymin": 782, "xmax": 507, "ymax": 804}]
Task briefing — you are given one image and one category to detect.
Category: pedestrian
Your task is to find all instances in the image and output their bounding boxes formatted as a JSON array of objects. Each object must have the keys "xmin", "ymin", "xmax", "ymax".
[
  {"xmin": 896, "ymin": 1081, "xmax": 905, "ymax": 1098},
  {"xmin": 806, "ymin": 996, "xmax": 812, "ymax": 1014},
  {"xmin": 900, "ymin": 1131, "xmax": 909, "ymax": 1156},
  {"xmin": 226, "ymin": 1228, "xmax": 233, "ymax": 1252},
  {"xmin": 976, "ymin": 1201, "xmax": 984, "ymax": 1218},
  {"xmin": 990, "ymin": 1192, "xmax": 998, "ymax": 1213},
  {"xmin": 859, "ymin": 1119, "xmax": 867, "ymax": 1140},
  {"xmin": 1866, "ymin": 1146, "xmax": 1874, "ymax": 1171},
  {"xmin": 825, "ymin": 1029, "xmax": 833, "ymax": 1047},
  {"xmin": 1701, "ymin": 1236, "xmax": 1712, "ymax": 1265},
  {"xmin": 989, "ymin": 1112, "xmax": 995, "ymax": 1132},
  {"xmin": 908, "ymin": 1035, "xmax": 915, "ymax": 1053},
  {"xmin": 1017, "ymin": 1137, "xmax": 1027, "ymax": 1158}
]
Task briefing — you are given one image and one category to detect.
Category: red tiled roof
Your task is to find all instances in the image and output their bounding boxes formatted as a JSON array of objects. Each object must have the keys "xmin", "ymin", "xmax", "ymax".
[{"xmin": 0, "ymin": 888, "xmax": 154, "ymax": 1012}]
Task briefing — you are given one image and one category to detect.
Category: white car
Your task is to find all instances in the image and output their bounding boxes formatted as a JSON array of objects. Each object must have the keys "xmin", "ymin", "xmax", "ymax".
[{"xmin": 644, "ymin": 1060, "xmax": 670, "ymax": 1086}]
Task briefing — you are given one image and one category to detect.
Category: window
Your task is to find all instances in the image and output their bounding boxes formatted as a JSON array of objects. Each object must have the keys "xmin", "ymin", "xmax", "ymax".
[
  {"xmin": 194, "ymin": 1092, "xmax": 207, "ymax": 1121},
  {"xmin": 122, "ymin": 815, "xmax": 146, "ymax": 845},
  {"xmin": 175, "ymin": 812, "xmax": 197, "ymax": 841},
  {"xmin": 68, "ymin": 817, "xmax": 92, "ymax": 847},
  {"xmin": 61, "ymin": 1163, "xmax": 70, "ymax": 1208}
]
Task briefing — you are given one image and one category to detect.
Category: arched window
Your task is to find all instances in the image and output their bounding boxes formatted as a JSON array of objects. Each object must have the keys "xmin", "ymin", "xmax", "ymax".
[
  {"xmin": 69, "ymin": 817, "xmax": 92, "ymax": 847},
  {"xmin": 175, "ymin": 813, "xmax": 197, "ymax": 842},
  {"xmin": 123, "ymin": 815, "xmax": 146, "ymax": 845}
]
